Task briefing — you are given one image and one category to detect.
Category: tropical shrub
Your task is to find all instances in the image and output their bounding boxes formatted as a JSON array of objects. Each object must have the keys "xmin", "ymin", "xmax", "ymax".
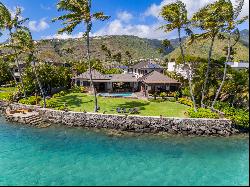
[
  {"xmin": 71, "ymin": 86, "xmax": 86, "ymax": 93},
  {"xmin": 19, "ymin": 96, "xmax": 41, "ymax": 105},
  {"xmin": 1, "ymin": 92, "xmax": 14, "ymax": 102},
  {"xmin": 214, "ymin": 102, "xmax": 249, "ymax": 128},
  {"xmin": 178, "ymin": 98, "xmax": 193, "ymax": 107},
  {"xmin": 52, "ymin": 90, "xmax": 68, "ymax": 98},
  {"xmin": 160, "ymin": 92, "xmax": 167, "ymax": 100},
  {"xmin": 166, "ymin": 97, "xmax": 176, "ymax": 102},
  {"xmin": 188, "ymin": 108, "xmax": 219, "ymax": 119}
]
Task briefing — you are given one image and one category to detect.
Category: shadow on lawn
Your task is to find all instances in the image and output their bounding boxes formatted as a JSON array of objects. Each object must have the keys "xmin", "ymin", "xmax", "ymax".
[
  {"xmin": 115, "ymin": 101, "xmax": 150, "ymax": 112},
  {"xmin": 56, "ymin": 95, "xmax": 87, "ymax": 108}
]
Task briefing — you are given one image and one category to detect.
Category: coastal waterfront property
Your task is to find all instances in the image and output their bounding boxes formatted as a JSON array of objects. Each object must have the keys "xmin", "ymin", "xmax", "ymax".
[{"xmin": 72, "ymin": 60, "xmax": 181, "ymax": 95}]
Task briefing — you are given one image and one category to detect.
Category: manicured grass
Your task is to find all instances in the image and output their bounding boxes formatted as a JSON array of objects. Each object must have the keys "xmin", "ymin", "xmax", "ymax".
[
  {"xmin": 0, "ymin": 87, "xmax": 17, "ymax": 100},
  {"xmin": 52, "ymin": 93, "xmax": 190, "ymax": 117}
]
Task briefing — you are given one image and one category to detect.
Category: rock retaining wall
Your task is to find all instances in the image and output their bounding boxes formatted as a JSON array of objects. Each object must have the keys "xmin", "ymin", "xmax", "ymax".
[{"xmin": 0, "ymin": 101, "xmax": 242, "ymax": 136}]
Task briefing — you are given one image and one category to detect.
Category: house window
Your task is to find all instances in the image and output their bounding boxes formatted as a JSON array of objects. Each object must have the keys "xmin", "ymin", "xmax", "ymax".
[
  {"xmin": 83, "ymin": 82, "xmax": 90, "ymax": 86},
  {"xmin": 76, "ymin": 80, "xmax": 80, "ymax": 86},
  {"xmin": 145, "ymin": 70, "xmax": 147, "ymax": 74},
  {"xmin": 135, "ymin": 69, "xmax": 137, "ymax": 73}
]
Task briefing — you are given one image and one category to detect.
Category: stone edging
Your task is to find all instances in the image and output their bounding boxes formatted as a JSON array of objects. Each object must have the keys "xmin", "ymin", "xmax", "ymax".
[{"xmin": 0, "ymin": 101, "xmax": 244, "ymax": 136}]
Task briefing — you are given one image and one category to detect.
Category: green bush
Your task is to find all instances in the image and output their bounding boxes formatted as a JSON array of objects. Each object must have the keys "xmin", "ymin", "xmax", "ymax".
[
  {"xmin": 160, "ymin": 92, "xmax": 167, "ymax": 100},
  {"xmin": 71, "ymin": 86, "xmax": 86, "ymax": 93},
  {"xmin": 214, "ymin": 101, "xmax": 249, "ymax": 128},
  {"xmin": 174, "ymin": 91, "xmax": 181, "ymax": 99},
  {"xmin": 52, "ymin": 90, "xmax": 68, "ymax": 98},
  {"xmin": 40, "ymin": 99, "xmax": 63, "ymax": 108},
  {"xmin": 178, "ymin": 98, "xmax": 193, "ymax": 107},
  {"xmin": 228, "ymin": 110, "xmax": 249, "ymax": 128},
  {"xmin": 19, "ymin": 96, "xmax": 41, "ymax": 105},
  {"xmin": 166, "ymin": 97, "xmax": 176, "ymax": 102},
  {"xmin": 188, "ymin": 108, "xmax": 219, "ymax": 119},
  {"xmin": 1, "ymin": 92, "xmax": 14, "ymax": 101}
]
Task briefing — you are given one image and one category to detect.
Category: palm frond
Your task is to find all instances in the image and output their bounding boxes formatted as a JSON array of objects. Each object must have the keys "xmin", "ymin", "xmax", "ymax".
[{"xmin": 92, "ymin": 12, "xmax": 110, "ymax": 21}]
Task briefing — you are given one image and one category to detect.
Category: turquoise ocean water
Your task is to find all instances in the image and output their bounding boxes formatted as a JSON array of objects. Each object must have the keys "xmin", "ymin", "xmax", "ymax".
[{"xmin": 0, "ymin": 117, "xmax": 249, "ymax": 186}]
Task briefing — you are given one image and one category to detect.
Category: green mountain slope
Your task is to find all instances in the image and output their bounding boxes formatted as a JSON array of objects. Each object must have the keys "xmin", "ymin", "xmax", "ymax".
[
  {"xmin": 35, "ymin": 35, "xmax": 175, "ymax": 63},
  {"xmin": 240, "ymin": 29, "xmax": 249, "ymax": 47},
  {"xmin": 167, "ymin": 33, "xmax": 249, "ymax": 62}
]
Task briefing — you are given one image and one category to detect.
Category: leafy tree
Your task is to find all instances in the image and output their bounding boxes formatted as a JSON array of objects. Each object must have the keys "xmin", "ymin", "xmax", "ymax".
[
  {"xmin": 53, "ymin": 0, "xmax": 110, "ymax": 112},
  {"xmin": 212, "ymin": 0, "xmax": 248, "ymax": 108},
  {"xmin": 0, "ymin": 2, "xmax": 29, "ymax": 97},
  {"xmin": 0, "ymin": 59, "xmax": 12, "ymax": 85},
  {"xmin": 191, "ymin": 0, "xmax": 233, "ymax": 107},
  {"xmin": 160, "ymin": 0, "xmax": 197, "ymax": 111}
]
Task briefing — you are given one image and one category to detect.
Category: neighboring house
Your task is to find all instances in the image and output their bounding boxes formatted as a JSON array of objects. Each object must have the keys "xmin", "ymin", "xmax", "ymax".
[
  {"xmin": 226, "ymin": 62, "xmax": 249, "ymax": 70},
  {"xmin": 127, "ymin": 60, "xmax": 165, "ymax": 78},
  {"xmin": 12, "ymin": 62, "xmax": 26, "ymax": 82},
  {"xmin": 167, "ymin": 61, "xmax": 189, "ymax": 79},
  {"xmin": 73, "ymin": 60, "xmax": 180, "ymax": 95},
  {"xmin": 167, "ymin": 61, "xmax": 249, "ymax": 78}
]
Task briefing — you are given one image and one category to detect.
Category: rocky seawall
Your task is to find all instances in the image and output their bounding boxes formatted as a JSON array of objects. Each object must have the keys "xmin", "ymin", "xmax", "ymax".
[{"xmin": 0, "ymin": 101, "xmax": 244, "ymax": 136}]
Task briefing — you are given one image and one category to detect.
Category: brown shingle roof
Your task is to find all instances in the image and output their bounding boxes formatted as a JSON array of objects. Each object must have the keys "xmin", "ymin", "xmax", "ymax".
[
  {"xmin": 138, "ymin": 71, "xmax": 180, "ymax": 84},
  {"xmin": 110, "ymin": 74, "xmax": 137, "ymax": 82}
]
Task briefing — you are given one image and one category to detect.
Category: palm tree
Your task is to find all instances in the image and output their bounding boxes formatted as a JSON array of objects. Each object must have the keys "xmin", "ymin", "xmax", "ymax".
[
  {"xmin": 22, "ymin": 29, "xmax": 47, "ymax": 108},
  {"xmin": 0, "ymin": 3, "xmax": 29, "ymax": 98},
  {"xmin": 191, "ymin": 0, "xmax": 232, "ymax": 108},
  {"xmin": 53, "ymin": 0, "xmax": 110, "ymax": 112},
  {"xmin": 160, "ymin": 0, "xmax": 197, "ymax": 111},
  {"xmin": 212, "ymin": 0, "xmax": 248, "ymax": 108}
]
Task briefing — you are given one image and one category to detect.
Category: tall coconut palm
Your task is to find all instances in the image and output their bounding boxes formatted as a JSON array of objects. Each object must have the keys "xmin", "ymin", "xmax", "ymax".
[
  {"xmin": 212, "ymin": 0, "xmax": 248, "ymax": 108},
  {"xmin": 21, "ymin": 29, "xmax": 47, "ymax": 108},
  {"xmin": 0, "ymin": 2, "xmax": 29, "ymax": 98},
  {"xmin": 53, "ymin": 0, "xmax": 110, "ymax": 112},
  {"xmin": 191, "ymin": 0, "xmax": 232, "ymax": 108},
  {"xmin": 160, "ymin": 0, "xmax": 197, "ymax": 111}
]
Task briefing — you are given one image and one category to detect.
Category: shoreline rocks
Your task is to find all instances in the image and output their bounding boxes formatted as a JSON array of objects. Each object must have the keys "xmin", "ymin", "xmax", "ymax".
[{"xmin": 0, "ymin": 101, "xmax": 247, "ymax": 137}]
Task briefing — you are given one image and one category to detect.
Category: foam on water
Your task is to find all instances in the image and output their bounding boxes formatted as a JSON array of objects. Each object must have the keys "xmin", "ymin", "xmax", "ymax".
[{"xmin": 0, "ymin": 117, "xmax": 249, "ymax": 186}]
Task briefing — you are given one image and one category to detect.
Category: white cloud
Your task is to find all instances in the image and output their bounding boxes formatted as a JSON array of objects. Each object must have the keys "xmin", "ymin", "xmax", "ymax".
[
  {"xmin": 42, "ymin": 32, "xmax": 85, "ymax": 40},
  {"xmin": 144, "ymin": 0, "xmax": 249, "ymax": 19},
  {"xmin": 28, "ymin": 19, "xmax": 50, "ymax": 32},
  {"xmin": 117, "ymin": 11, "xmax": 133, "ymax": 22},
  {"xmin": 92, "ymin": 19, "xmax": 171, "ymax": 40}
]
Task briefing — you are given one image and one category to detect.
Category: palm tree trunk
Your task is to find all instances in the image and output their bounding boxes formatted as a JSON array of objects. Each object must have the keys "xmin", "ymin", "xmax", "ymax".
[
  {"xmin": 201, "ymin": 35, "xmax": 216, "ymax": 108},
  {"xmin": 212, "ymin": 33, "xmax": 231, "ymax": 108},
  {"xmin": 178, "ymin": 28, "xmax": 197, "ymax": 112},
  {"xmin": 16, "ymin": 58, "xmax": 27, "ymax": 98},
  {"xmin": 86, "ymin": 24, "xmax": 98, "ymax": 112},
  {"xmin": 9, "ymin": 29, "xmax": 27, "ymax": 98},
  {"xmin": 32, "ymin": 62, "xmax": 46, "ymax": 108}
]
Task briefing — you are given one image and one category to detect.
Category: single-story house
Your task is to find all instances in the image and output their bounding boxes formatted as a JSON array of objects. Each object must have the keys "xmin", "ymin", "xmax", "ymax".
[{"xmin": 73, "ymin": 68, "xmax": 181, "ymax": 94}]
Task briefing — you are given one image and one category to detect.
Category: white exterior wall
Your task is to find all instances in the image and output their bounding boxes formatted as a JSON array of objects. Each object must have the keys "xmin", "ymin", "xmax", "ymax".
[
  {"xmin": 167, "ymin": 62, "xmax": 188, "ymax": 79},
  {"xmin": 227, "ymin": 62, "xmax": 249, "ymax": 69}
]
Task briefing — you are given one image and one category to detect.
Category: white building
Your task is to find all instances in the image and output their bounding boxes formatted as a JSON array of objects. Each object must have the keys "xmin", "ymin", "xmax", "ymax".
[
  {"xmin": 226, "ymin": 62, "xmax": 249, "ymax": 69},
  {"xmin": 167, "ymin": 62, "xmax": 188, "ymax": 79}
]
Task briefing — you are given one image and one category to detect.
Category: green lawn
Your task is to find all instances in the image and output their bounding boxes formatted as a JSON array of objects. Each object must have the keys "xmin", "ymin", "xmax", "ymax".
[
  {"xmin": 0, "ymin": 87, "xmax": 17, "ymax": 100},
  {"xmin": 52, "ymin": 93, "xmax": 190, "ymax": 117}
]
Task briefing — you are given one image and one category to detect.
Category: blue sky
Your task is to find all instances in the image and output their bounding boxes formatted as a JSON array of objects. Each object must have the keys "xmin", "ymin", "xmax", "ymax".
[{"xmin": 0, "ymin": 0, "xmax": 249, "ymax": 42}]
